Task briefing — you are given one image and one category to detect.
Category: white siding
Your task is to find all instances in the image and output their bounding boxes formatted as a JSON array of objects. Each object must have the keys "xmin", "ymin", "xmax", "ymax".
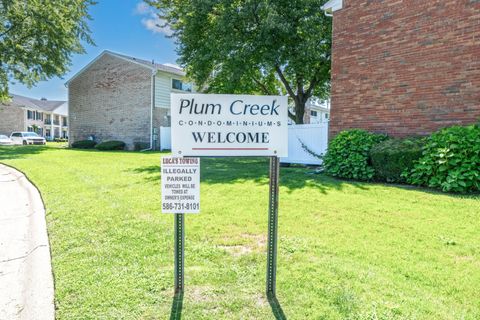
[
  {"xmin": 155, "ymin": 71, "xmax": 171, "ymax": 109},
  {"xmin": 154, "ymin": 71, "xmax": 195, "ymax": 109}
]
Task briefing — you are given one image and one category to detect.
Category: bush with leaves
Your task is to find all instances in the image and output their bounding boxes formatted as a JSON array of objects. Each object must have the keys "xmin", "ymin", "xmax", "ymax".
[
  {"xmin": 323, "ymin": 129, "xmax": 388, "ymax": 181},
  {"xmin": 371, "ymin": 138, "xmax": 425, "ymax": 183},
  {"xmin": 134, "ymin": 142, "xmax": 150, "ymax": 151},
  {"xmin": 404, "ymin": 125, "xmax": 480, "ymax": 193},
  {"xmin": 71, "ymin": 140, "xmax": 96, "ymax": 149},
  {"xmin": 95, "ymin": 140, "xmax": 126, "ymax": 151}
]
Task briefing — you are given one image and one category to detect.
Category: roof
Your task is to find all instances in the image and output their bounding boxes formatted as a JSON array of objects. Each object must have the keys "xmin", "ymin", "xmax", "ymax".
[
  {"xmin": 307, "ymin": 99, "xmax": 330, "ymax": 112},
  {"xmin": 7, "ymin": 94, "xmax": 67, "ymax": 114},
  {"xmin": 308, "ymin": 104, "xmax": 330, "ymax": 113},
  {"xmin": 321, "ymin": 0, "xmax": 343, "ymax": 13},
  {"xmin": 65, "ymin": 50, "xmax": 186, "ymax": 85}
]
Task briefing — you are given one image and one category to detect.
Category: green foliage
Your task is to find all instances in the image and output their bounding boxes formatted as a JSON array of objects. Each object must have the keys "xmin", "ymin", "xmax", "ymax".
[
  {"xmin": 71, "ymin": 140, "xmax": 96, "ymax": 149},
  {"xmin": 370, "ymin": 138, "xmax": 425, "ymax": 183},
  {"xmin": 323, "ymin": 129, "xmax": 388, "ymax": 181},
  {"xmin": 0, "ymin": 0, "xmax": 95, "ymax": 101},
  {"xmin": 134, "ymin": 142, "xmax": 150, "ymax": 151},
  {"xmin": 95, "ymin": 140, "xmax": 126, "ymax": 151},
  {"xmin": 404, "ymin": 125, "xmax": 480, "ymax": 193},
  {"xmin": 146, "ymin": 0, "xmax": 332, "ymax": 123}
]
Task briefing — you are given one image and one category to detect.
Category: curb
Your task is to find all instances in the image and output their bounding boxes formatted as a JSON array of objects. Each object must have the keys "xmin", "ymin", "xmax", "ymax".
[{"xmin": 0, "ymin": 164, "xmax": 55, "ymax": 320}]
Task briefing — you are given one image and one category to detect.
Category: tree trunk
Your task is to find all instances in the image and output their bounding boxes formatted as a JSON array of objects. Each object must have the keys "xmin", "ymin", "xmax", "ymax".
[{"xmin": 294, "ymin": 98, "xmax": 306, "ymax": 124}]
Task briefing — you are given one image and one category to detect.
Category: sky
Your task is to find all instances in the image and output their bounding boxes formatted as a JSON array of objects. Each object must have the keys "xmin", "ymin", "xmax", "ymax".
[{"xmin": 10, "ymin": 0, "xmax": 177, "ymax": 101}]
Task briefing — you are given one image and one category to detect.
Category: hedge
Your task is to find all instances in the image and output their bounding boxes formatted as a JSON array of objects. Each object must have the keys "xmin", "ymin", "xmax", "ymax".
[
  {"xmin": 404, "ymin": 124, "xmax": 480, "ymax": 193},
  {"xmin": 370, "ymin": 138, "xmax": 424, "ymax": 183},
  {"xmin": 71, "ymin": 140, "xmax": 96, "ymax": 149},
  {"xmin": 134, "ymin": 142, "xmax": 150, "ymax": 151},
  {"xmin": 323, "ymin": 129, "xmax": 388, "ymax": 181},
  {"xmin": 95, "ymin": 140, "xmax": 126, "ymax": 151}
]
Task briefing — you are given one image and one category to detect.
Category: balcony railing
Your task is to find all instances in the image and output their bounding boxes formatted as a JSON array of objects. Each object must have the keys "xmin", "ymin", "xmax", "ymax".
[
  {"xmin": 53, "ymin": 120, "xmax": 60, "ymax": 125},
  {"xmin": 44, "ymin": 120, "xmax": 51, "ymax": 125}
]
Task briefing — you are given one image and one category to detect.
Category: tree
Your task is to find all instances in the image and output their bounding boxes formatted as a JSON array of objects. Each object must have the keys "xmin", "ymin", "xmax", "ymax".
[
  {"xmin": 0, "ymin": 0, "xmax": 95, "ymax": 102},
  {"xmin": 147, "ymin": 0, "xmax": 332, "ymax": 123}
]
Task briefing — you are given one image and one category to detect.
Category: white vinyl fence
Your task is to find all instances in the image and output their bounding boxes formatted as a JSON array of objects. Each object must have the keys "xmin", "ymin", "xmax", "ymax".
[
  {"xmin": 160, "ymin": 126, "xmax": 171, "ymax": 150},
  {"xmin": 280, "ymin": 124, "xmax": 328, "ymax": 165},
  {"xmin": 159, "ymin": 123, "xmax": 328, "ymax": 165}
]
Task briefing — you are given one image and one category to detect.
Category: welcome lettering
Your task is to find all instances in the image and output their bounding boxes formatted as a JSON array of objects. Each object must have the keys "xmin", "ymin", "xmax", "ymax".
[{"xmin": 192, "ymin": 132, "xmax": 270, "ymax": 144}]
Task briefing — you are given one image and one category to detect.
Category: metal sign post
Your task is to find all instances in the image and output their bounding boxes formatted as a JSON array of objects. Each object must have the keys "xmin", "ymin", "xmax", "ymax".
[
  {"xmin": 267, "ymin": 156, "xmax": 279, "ymax": 296},
  {"xmin": 167, "ymin": 157, "xmax": 286, "ymax": 319},
  {"xmin": 266, "ymin": 157, "xmax": 286, "ymax": 319},
  {"xmin": 171, "ymin": 213, "xmax": 184, "ymax": 320},
  {"xmin": 174, "ymin": 214, "xmax": 185, "ymax": 294},
  {"xmin": 170, "ymin": 157, "xmax": 286, "ymax": 320}
]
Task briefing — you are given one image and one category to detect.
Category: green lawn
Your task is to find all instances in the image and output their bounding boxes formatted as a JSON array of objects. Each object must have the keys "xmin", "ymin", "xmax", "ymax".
[{"xmin": 1, "ymin": 144, "xmax": 479, "ymax": 319}]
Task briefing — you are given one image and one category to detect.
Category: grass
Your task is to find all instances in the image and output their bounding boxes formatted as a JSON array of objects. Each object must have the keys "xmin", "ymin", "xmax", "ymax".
[{"xmin": 1, "ymin": 143, "xmax": 479, "ymax": 319}]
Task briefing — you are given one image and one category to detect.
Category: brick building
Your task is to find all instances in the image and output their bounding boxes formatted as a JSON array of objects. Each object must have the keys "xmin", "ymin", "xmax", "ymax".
[
  {"xmin": 67, "ymin": 50, "xmax": 193, "ymax": 150},
  {"xmin": 322, "ymin": 0, "xmax": 480, "ymax": 138},
  {"xmin": 0, "ymin": 94, "xmax": 68, "ymax": 140}
]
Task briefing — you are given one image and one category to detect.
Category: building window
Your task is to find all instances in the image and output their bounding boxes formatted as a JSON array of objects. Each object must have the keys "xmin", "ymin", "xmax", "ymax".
[
  {"xmin": 172, "ymin": 79, "xmax": 192, "ymax": 92},
  {"xmin": 46, "ymin": 129, "xmax": 51, "ymax": 137},
  {"xmin": 62, "ymin": 117, "xmax": 68, "ymax": 126},
  {"xmin": 28, "ymin": 111, "xmax": 43, "ymax": 121},
  {"xmin": 27, "ymin": 126, "xmax": 33, "ymax": 132},
  {"xmin": 310, "ymin": 110, "xmax": 318, "ymax": 117},
  {"xmin": 325, "ymin": 113, "xmax": 329, "ymax": 119}
]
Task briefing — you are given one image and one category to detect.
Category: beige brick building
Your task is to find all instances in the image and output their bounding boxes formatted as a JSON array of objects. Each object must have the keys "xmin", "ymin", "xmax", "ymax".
[
  {"xmin": 67, "ymin": 50, "xmax": 193, "ymax": 150},
  {"xmin": 0, "ymin": 94, "xmax": 68, "ymax": 139}
]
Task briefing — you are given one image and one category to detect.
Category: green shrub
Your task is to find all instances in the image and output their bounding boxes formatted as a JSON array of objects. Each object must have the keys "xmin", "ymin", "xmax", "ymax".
[
  {"xmin": 371, "ymin": 138, "xmax": 425, "ymax": 183},
  {"xmin": 404, "ymin": 124, "xmax": 480, "ymax": 193},
  {"xmin": 134, "ymin": 142, "xmax": 150, "ymax": 151},
  {"xmin": 71, "ymin": 140, "xmax": 96, "ymax": 149},
  {"xmin": 95, "ymin": 140, "xmax": 126, "ymax": 151},
  {"xmin": 323, "ymin": 129, "xmax": 388, "ymax": 181}
]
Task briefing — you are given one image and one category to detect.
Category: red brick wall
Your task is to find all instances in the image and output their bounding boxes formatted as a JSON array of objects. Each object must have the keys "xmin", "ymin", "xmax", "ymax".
[{"xmin": 329, "ymin": 0, "xmax": 480, "ymax": 138}]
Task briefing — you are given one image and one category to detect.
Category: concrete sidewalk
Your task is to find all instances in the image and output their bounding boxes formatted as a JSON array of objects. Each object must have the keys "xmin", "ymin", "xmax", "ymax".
[{"xmin": 0, "ymin": 164, "xmax": 54, "ymax": 320}]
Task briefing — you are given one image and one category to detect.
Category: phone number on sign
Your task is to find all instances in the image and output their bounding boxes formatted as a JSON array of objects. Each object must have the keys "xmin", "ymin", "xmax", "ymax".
[{"xmin": 162, "ymin": 202, "xmax": 200, "ymax": 211}]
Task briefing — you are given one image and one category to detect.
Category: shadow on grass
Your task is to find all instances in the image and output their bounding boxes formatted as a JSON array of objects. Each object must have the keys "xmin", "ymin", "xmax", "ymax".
[
  {"xmin": 168, "ymin": 291, "xmax": 286, "ymax": 320},
  {"xmin": 131, "ymin": 159, "xmax": 480, "ymax": 198},
  {"xmin": 0, "ymin": 145, "xmax": 49, "ymax": 161},
  {"xmin": 129, "ymin": 157, "xmax": 354, "ymax": 193},
  {"xmin": 373, "ymin": 181, "xmax": 480, "ymax": 199}
]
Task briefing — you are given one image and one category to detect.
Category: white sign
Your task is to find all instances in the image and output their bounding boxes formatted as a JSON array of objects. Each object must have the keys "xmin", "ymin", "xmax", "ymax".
[
  {"xmin": 171, "ymin": 94, "xmax": 288, "ymax": 157},
  {"xmin": 161, "ymin": 157, "xmax": 200, "ymax": 213}
]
